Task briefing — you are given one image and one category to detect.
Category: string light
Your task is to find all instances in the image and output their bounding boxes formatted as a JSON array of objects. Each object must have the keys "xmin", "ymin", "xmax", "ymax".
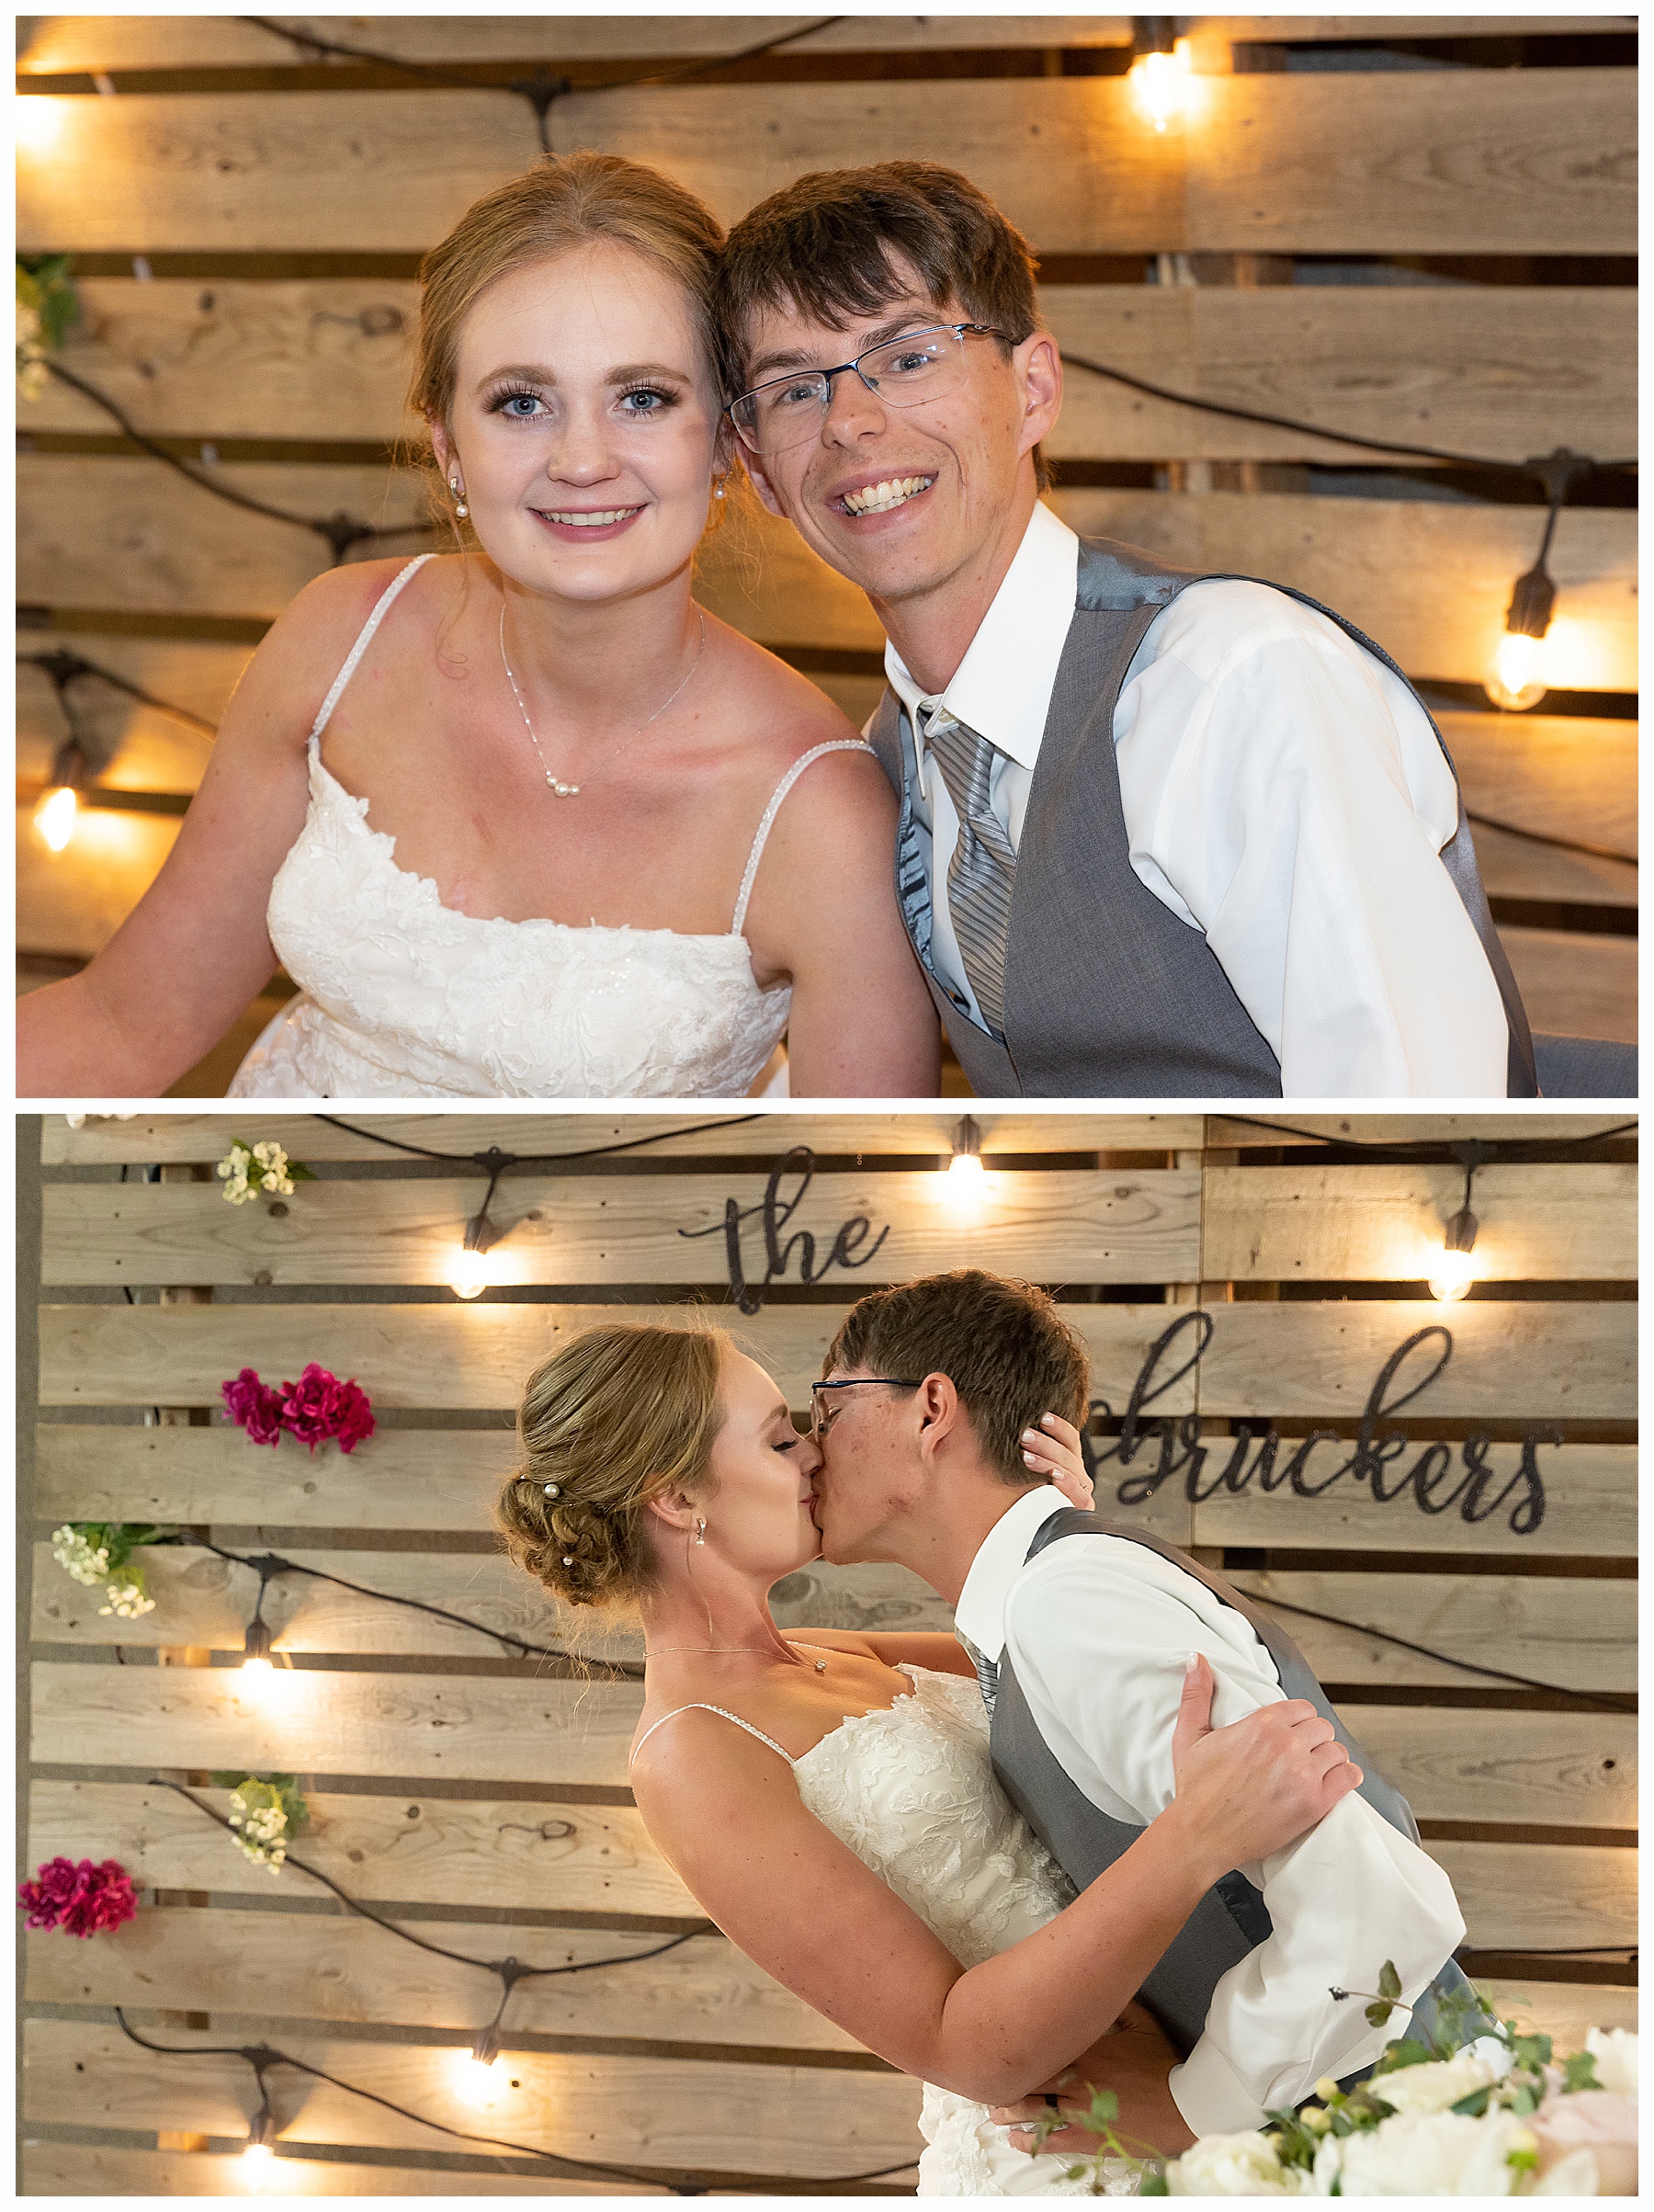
[
  {"xmin": 34, "ymin": 785, "xmax": 79, "ymax": 852},
  {"xmin": 240, "ymin": 2104, "xmax": 278, "ymax": 2187},
  {"xmin": 1127, "ymin": 18, "xmax": 1195, "ymax": 133},
  {"xmin": 944, "ymin": 1115, "xmax": 990, "ymax": 1220},
  {"xmin": 16, "ymin": 95, "xmax": 65, "ymax": 152},
  {"xmin": 1428, "ymin": 1143, "xmax": 1493, "ymax": 1304}
]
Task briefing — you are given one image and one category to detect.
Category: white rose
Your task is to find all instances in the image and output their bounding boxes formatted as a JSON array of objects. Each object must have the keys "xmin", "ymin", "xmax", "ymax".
[
  {"xmin": 1166, "ymin": 2131, "xmax": 1312, "ymax": 2195},
  {"xmin": 1318, "ymin": 2109, "xmax": 1538, "ymax": 2195},
  {"xmin": 1584, "ymin": 2030, "xmax": 1637, "ymax": 2099},
  {"xmin": 1372, "ymin": 2048, "xmax": 1503, "ymax": 2119}
]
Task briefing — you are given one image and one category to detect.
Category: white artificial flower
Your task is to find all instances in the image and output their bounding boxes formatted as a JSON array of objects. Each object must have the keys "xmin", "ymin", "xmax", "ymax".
[
  {"xmin": 52, "ymin": 1526, "xmax": 110, "ymax": 1586},
  {"xmin": 97, "ymin": 1578, "xmax": 155, "ymax": 1619},
  {"xmin": 1583, "ymin": 2029, "xmax": 1637, "ymax": 2098},
  {"xmin": 1316, "ymin": 2109, "xmax": 1542, "ymax": 2196},
  {"xmin": 1372, "ymin": 2047, "xmax": 1504, "ymax": 2119},
  {"xmin": 1165, "ymin": 2130, "xmax": 1314, "ymax": 2195}
]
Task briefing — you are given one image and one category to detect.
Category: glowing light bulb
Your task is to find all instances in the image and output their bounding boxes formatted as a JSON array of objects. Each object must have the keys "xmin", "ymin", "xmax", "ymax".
[
  {"xmin": 943, "ymin": 1117, "xmax": 991, "ymax": 1220},
  {"xmin": 453, "ymin": 2043, "xmax": 504, "ymax": 2107},
  {"xmin": 448, "ymin": 1245, "xmax": 494, "ymax": 1300},
  {"xmin": 1128, "ymin": 40, "xmax": 1194, "ymax": 132},
  {"xmin": 1485, "ymin": 629, "xmax": 1547, "ymax": 713},
  {"xmin": 17, "ymin": 97, "xmax": 66, "ymax": 154},
  {"xmin": 1428, "ymin": 1247, "xmax": 1476, "ymax": 1303},
  {"xmin": 35, "ymin": 786, "xmax": 79, "ymax": 852},
  {"xmin": 948, "ymin": 1152, "xmax": 985, "ymax": 1186},
  {"xmin": 242, "ymin": 2140, "xmax": 273, "ymax": 2174}
]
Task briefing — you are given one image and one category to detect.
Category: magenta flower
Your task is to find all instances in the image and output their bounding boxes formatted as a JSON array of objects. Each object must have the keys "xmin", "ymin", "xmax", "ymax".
[
  {"xmin": 222, "ymin": 1367, "xmax": 286, "ymax": 1446},
  {"xmin": 278, "ymin": 1364, "xmax": 376, "ymax": 1455},
  {"xmin": 18, "ymin": 1856, "xmax": 138, "ymax": 1937}
]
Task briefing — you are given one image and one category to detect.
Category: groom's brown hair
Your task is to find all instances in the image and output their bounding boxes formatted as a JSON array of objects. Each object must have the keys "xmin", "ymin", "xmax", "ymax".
[
  {"xmin": 715, "ymin": 160, "xmax": 1054, "ymax": 491},
  {"xmin": 825, "ymin": 1270, "xmax": 1088, "ymax": 1483}
]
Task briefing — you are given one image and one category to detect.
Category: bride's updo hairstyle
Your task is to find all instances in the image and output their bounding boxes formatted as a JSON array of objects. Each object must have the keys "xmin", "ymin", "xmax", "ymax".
[
  {"xmin": 498, "ymin": 1323, "xmax": 730, "ymax": 1610},
  {"xmin": 411, "ymin": 151, "xmax": 728, "ymax": 452}
]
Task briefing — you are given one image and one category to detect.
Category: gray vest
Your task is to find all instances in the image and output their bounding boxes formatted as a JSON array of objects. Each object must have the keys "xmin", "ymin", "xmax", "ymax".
[
  {"xmin": 867, "ymin": 535, "xmax": 1536, "ymax": 1098},
  {"xmin": 990, "ymin": 1509, "xmax": 1475, "ymax": 2069}
]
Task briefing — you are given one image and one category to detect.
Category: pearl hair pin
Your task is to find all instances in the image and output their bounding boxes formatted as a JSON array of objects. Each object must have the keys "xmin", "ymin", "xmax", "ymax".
[{"xmin": 543, "ymin": 1483, "xmax": 560, "ymax": 1496}]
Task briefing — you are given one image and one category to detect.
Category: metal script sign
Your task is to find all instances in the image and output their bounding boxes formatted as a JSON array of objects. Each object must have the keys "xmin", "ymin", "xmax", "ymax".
[
  {"xmin": 679, "ymin": 1146, "xmax": 890, "ymax": 1315},
  {"xmin": 1093, "ymin": 1310, "xmax": 1558, "ymax": 1537}
]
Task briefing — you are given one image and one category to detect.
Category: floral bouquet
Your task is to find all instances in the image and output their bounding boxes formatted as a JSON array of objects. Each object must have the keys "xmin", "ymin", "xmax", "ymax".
[
  {"xmin": 18, "ymin": 1855, "xmax": 138, "ymax": 1937},
  {"xmin": 217, "ymin": 1137, "xmax": 314, "ymax": 1204},
  {"xmin": 51, "ymin": 1521, "xmax": 175, "ymax": 1617},
  {"xmin": 222, "ymin": 1363, "xmax": 375, "ymax": 1454},
  {"xmin": 212, "ymin": 1773, "xmax": 311, "ymax": 1876},
  {"xmin": 1028, "ymin": 1968, "xmax": 1636, "ymax": 2196}
]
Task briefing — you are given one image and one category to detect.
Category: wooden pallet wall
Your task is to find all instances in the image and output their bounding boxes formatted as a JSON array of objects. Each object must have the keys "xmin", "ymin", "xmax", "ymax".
[
  {"xmin": 16, "ymin": 14, "xmax": 1637, "ymax": 1061},
  {"xmin": 22, "ymin": 1109, "xmax": 1636, "ymax": 2195}
]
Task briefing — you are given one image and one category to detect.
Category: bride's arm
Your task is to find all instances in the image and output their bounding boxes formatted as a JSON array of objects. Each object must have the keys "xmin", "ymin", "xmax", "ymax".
[
  {"xmin": 741, "ymin": 743, "xmax": 940, "ymax": 1097},
  {"xmin": 17, "ymin": 563, "xmax": 382, "ymax": 1097},
  {"xmin": 631, "ymin": 1662, "xmax": 1361, "ymax": 2105}
]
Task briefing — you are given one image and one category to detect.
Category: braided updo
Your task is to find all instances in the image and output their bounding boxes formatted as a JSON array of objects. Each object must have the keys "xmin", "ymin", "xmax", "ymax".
[{"xmin": 498, "ymin": 1324, "xmax": 729, "ymax": 1609}]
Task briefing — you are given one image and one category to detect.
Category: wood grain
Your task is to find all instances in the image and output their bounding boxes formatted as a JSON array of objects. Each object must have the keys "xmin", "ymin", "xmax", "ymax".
[
  {"xmin": 17, "ymin": 635, "xmax": 239, "ymax": 791},
  {"xmin": 1189, "ymin": 1298, "xmax": 1635, "ymax": 1421},
  {"xmin": 1500, "ymin": 926, "xmax": 1637, "ymax": 1047},
  {"xmin": 1332, "ymin": 1707, "xmax": 1635, "ymax": 1831},
  {"xmin": 28, "ymin": 1778, "xmax": 697, "ymax": 1917},
  {"xmin": 1190, "ymin": 1441, "xmax": 1635, "ymax": 1558},
  {"xmin": 39, "ymin": 1110, "xmax": 1200, "ymax": 1165},
  {"xmin": 1202, "ymin": 1163, "xmax": 1636, "ymax": 1282},
  {"xmin": 22, "ymin": 279, "xmax": 1634, "ymax": 470},
  {"xmin": 36, "ymin": 1300, "xmax": 1202, "ymax": 1415},
  {"xmin": 1232, "ymin": 1570, "xmax": 1636, "ymax": 1694},
  {"xmin": 26, "ymin": 1909, "xmax": 865, "ymax": 2053},
  {"xmin": 40, "ymin": 1167, "xmax": 1203, "ymax": 1287},
  {"xmin": 20, "ymin": 2019, "xmax": 926, "ymax": 2177},
  {"xmin": 1048, "ymin": 488, "xmax": 1637, "ymax": 694},
  {"xmin": 1425, "ymin": 1841, "xmax": 1636, "ymax": 1952},
  {"xmin": 17, "ymin": 803, "xmax": 179, "ymax": 959},
  {"xmin": 1444, "ymin": 710, "xmax": 1637, "ymax": 912},
  {"xmin": 19, "ymin": 2143, "xmax": 656, "ymax": 2196}
]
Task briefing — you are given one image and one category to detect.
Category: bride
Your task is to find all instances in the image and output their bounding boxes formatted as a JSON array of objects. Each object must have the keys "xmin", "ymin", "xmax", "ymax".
[
  {"xmin": 498, "ymin": 1322, "xmax": 1364, "ymax": 2194},
  {"xmin": 17, "ymin": 153, "xmax": 938, "ymax": 1100}
]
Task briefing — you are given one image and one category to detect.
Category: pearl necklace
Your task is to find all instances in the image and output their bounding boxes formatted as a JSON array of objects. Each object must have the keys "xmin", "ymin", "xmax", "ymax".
[
  {"xmin": 644, "ymin": 1641, "xmax": 828, "ymax": 1673},
  {"xmin": 499, "ymin": 603, "xmax": 706, "ymax": 799}
]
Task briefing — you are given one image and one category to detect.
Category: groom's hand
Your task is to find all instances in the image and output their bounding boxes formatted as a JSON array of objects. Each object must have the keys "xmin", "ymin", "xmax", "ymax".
[{"xmin": 989, "ymin": 2002, "xmax": 1195, "ymax": 2161}]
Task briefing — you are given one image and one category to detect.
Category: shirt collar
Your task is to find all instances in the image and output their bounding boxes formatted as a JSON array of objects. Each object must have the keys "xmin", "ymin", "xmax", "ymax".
[
  {"xmin": 885, "ymin": 500, "xmax": 1080, "ymax": 772},
  {"xmin": 954, "ymin": 1485, "xmax": 1071, "ymax": 1663}
]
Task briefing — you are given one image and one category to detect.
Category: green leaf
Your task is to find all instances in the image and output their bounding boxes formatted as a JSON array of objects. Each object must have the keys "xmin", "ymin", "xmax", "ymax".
[
  {"xmin": 1507, "ymin": 2150, "xmax": 1539, "ymax": 2175},
  {"xmin": 1083, "ymin": 2091, "xmax": 1119, "ymax": 2127},
  {"xmin": 287, "ymin": 1161, "xmax": 318, "ymax": 1184},
  {"xmin": 1377, "ymin": 1960, "xmax": 1402, "ymax": 2003},
  {"xmin": 1364, "ymin": 2000, "xmax": 1393, "ymax": 2029},
  {"xmin": 1560, "ymin": 2051, "xmax": 1602, "ymax": 2095},
  {"xmin": 1373, "ymin": 2038, "xmax": 1433, "ymax": 2074},
  {"xmin": 210, "ymin": 1771, "xmax": 253, "ymax": 1790},
  {"xmin": 1138, "ymin": 2173, "xmax": 1169, "ymax": 2196},
  {"xmin": 1449, "ymin": 2088, "xmax": 1492, "ymax": 2118},
  {"xmin": 1509, "ymin": 2083, "xmax": 1540, "ymax": 2116},
  {"xmin": 1512, "ymin": 2033, "xmax": 1553, "ymax": 2071}
]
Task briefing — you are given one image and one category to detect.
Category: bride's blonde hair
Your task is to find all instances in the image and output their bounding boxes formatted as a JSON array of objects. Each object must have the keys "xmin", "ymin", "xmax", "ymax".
[{"xmin": 497, "ymin": 1322, "xmax": 730, "ymax": 1610}]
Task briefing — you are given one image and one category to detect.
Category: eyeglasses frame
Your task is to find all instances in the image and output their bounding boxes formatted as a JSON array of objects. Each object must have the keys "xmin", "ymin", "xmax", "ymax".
[
  {"xmin": 810, "ymin": 1375, "xmax": 923, "ymax": 1442},
  {"xmin": 726, "ymin": 323, "xmax": 1015, "ymax": 454}
]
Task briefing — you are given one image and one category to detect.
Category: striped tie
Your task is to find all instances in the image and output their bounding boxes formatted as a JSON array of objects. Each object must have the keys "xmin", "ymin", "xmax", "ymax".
[
  {"xmin": 923, "ymin": 709, "xmax": 1017, "ymax": 1037},
  {"xmin": 956, "ymin": 1628, "xmax": 1001, "ymax": 1719}
]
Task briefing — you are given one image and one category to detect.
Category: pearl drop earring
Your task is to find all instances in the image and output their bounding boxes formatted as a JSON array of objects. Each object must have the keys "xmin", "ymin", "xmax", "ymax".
[
  {"xmin": 714, "ymin": 477, "xmax": 726, "ymax": 501},
  {"xmin": 449, "ymin": 476, "xmax": 469, "ymax": 518},
  {"xmin": 695, "ymin": 1518, "xmax": 707, "ymax": 1545}
]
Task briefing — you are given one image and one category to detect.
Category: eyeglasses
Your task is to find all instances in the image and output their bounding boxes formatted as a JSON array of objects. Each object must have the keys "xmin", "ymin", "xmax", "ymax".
[
  {"xmin": 728, "ymin": 323, "xmax": 1013, "ymax": 459},
  {"xmin": 810, "ymin": 1377, "xmax": 922, "ymax": 1442}
]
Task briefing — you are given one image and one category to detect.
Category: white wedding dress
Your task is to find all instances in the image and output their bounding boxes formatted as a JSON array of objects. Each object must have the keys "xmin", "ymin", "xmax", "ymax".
[
  {"xmin": 228, "ymin": 554, "xmax": 870, "ymax": 1097},
  {"xmin": 636, "ymin": 1664, "xmax": 1139, "ymax": 2195}
]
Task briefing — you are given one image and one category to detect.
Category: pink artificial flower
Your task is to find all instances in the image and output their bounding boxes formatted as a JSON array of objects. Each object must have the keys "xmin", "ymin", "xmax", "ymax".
[
  {"xmin": 222, "ymin": 1367, "xmax": 285, "ymax": 1446},
  {"xmin": 278, "ymin": 1364, "xmax": 376, "ymax": 1455},
  {"xmin": 17, "ymin": 1856, "xmax": 138, "ymax": 1937}
]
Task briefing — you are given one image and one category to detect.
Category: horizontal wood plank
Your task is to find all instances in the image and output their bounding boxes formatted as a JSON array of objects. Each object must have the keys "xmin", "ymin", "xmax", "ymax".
[
  {"xmin": 1444, "ymin": 710, "xmax": 1637, "ymax": 911},
  {"xmin": 1426, "ymin": 1841, "xmax": 1636, "ymax": 1953},
  {"xmin": 22, "ymin": 280, "xmax": 1634, "ymax": 471},
  {"xmin": 28, "ymin": 1545, "xmax": 962, "ymax": 1662},
  {"xmin": 1459, "ymin": 1980, "xmax": 1637, "ymax": 2049},
  {"xmin": 1048, "ymin": 488, "xmax": 1637, "ymax": 694},
  {"xmin": 29, "ymin": 1778, "xmax": 696, "ymax": 1917},
  {"xmin": 21, "ymin": 2020, "xmax": 925, "ymax": 2178},
  {"xmin": 1188, "ymin": 1298, "xmax": 1635, "ymax": 1420},
  {"xmin": 1332, "ymin": 1706, "xmax": 1635, "ymax": 1831},
  {"xmin": 1202, "ymin": 1163, "xmax": 1636, "ymax": 1282},
  {"xmin": 18, "ymin": 2142, "xmax": 654, "ymax": 2196},
  {"xmin": 40, "ymin": 1168, "xmax": 1203, "ymax": 1287},
  {"xmin": 17, "ymin": 804, "xmax": 179, "ymax": 960},
  {"xmin": 18, "ymin": 74, "xmax": 1634, "ymax": 259},
  {"xmin": 1204, "ymin": 1114, "xmax": 1633, "ymax": 1148},
  {"xmin": 1189, "ymin": 1441, "xmax": 1635, "ymax": 1558},
  {"xmin": 26, "ymin": 1909, "xmax": 863, "ymax": 2052},
  {"xmin": 1232, "ymin": 1571, "xmax": 1635, "ymax": 1694},
  {"xmin": 36, "ymin": 1300, "xmax": 1201, "ymax": 1415},
  {"xmin": 39, "ymin": 1109, "xmax": 1200, "ymax": 1165},
  {"xmin": 1500, "ymin": 925, "xmax": 1637, "ymax": 1048},
  {"xmin": 17, "ymin": 635, "xmax": 236, "ymax": 791}
]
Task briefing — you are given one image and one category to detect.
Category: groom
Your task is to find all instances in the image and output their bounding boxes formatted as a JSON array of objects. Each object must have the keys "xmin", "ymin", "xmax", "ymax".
[
  {"xmin": 811, "ymin": 1268, "xmax": 1476, "ymax": 2145},
  {"xmin": 715, "ymin": 159, "xmax": 1539, "ymax": 1098}
]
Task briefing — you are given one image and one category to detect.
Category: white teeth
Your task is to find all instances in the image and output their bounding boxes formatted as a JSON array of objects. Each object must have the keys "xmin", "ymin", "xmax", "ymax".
[
  {"xmin": 841, "ymin": 475, "xmax": 934, "ymax": 516},
  {"xmin": 544, "ymin": 506, "xmax": 640, "ymax": 527}
]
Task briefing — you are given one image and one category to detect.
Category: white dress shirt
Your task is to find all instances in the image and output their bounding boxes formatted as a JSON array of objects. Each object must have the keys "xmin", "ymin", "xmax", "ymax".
[
  {"xmin": 956, "ymin": 1488, "xmax": 1467, "ymax": 2136},
  {"xmin": 882, "ymin": 501, "xmax": 1509, "ymax": 1095}
]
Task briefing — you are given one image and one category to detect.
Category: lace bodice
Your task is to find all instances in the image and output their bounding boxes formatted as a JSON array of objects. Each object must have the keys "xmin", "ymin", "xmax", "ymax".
[
  {"xmin": 228, "ymin": 554, "xmax": 869, "ymax": 1098},
  {"xmin": 641, "ymin": 1666, "xmax": 1134, "ymax": 2195}
]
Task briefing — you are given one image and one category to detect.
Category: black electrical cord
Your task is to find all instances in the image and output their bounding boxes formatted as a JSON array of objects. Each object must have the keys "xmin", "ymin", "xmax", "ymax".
[
  {"xmin": 1218, "ymin": 1117, "xmax": 1637, "ymax": 1154},
  {"xmin": 19, "ymin": 647, "xmax": 217, "ymax": 736},
  {"xmin": 313, "ymin": 1110, "xmax": 762, "ymax": 1166}
]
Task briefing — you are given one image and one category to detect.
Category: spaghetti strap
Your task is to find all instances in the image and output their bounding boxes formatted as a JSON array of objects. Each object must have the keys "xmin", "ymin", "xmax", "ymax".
[
  {"xmin": 731, "ymin": 739, "xmax": 876, "ymax": 936},
  {"xmin": 629, "ymin": 1703, "xmax": 795, "ymax": 1768},
  {"xmin": 307, "ymin": 553, "xmax": 436, "ymax": 747}
]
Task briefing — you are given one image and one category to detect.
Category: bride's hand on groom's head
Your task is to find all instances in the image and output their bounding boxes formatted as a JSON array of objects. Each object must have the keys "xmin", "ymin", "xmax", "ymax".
[
  {"xmin": 1170, "ymin": 1659, "xmax": 1364, "ymax": 1870},
  {"xmin": 1022, "ymin": 1412, "xmax": 1093, "ymax": 1506}
]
